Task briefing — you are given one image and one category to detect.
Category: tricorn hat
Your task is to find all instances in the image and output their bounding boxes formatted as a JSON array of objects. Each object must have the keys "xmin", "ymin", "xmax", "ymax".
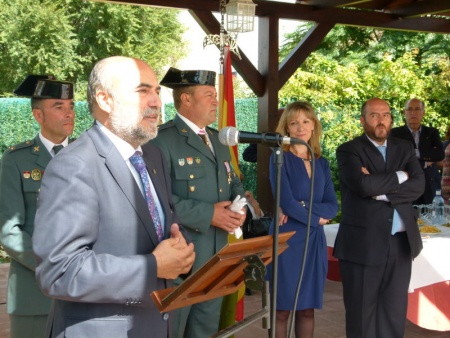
[
  {"xmin": 14, "ymin": 74, "xmax": 74, "ymax": 99},
  {"xmin": 160, "ymin": 67, "xmax": 216, "ymax": 89}
]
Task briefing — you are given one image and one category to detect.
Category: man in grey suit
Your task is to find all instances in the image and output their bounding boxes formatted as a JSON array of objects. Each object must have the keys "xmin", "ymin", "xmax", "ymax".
[
  {"xmin": 334, "ymin": 98, "xmax": 425, "ymax": 338},
  {"xmin": 32, "ymin": 56, "xmax": 195, "ymax": 338},
  {"xmin": 148, "ymin": 67, "xmax": 246, "ymax": 338},
  {"xmin": 0, "ymin": 75, "xmax": 75, "ymax": 338}
]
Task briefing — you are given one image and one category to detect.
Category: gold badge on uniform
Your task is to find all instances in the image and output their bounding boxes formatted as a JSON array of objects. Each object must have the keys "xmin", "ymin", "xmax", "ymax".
[
  {"xmin": 152, "ymin": 169, "xmax": 157, "ymax": 174},
  {"xmin": 23, "ymin": 171, "xmax": 31, "ymax": 179},
  {"xmin": 178, "ymin": 158, "xmax": 185, "ymax": 166},
  {"xmin": 189, "ymin": 186, "xmax": 196, "ymax": 192},
  {"xmin": 186, "ymin": 157, "xmax": 193, "ymax": 165},
  {"xmin": 33, "ymin": 146, "xmax": 40, "ymax": 152},
  {"xmin": 195, "ymin": 157, "xmax": 201, "ymax": 164},
  {"xmin": 181, "ymin": 128, "xmax": 188, "ymax": 133},
  {"xmin": 31, "ymin": 169, "xmax": 42, "ymax": 181}
]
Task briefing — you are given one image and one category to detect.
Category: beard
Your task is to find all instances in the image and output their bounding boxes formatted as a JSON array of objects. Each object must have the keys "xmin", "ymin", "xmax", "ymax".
[
  {"xmin": 110, "ymin": 105, "xmax": 159, "ymax": 146},
  {"xmin": 364, "ymin": 122, "xmax": 391, "ymax": 142}
]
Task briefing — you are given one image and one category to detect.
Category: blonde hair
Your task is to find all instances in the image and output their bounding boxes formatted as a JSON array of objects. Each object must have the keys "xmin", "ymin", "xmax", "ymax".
[{"xmin": 275, "ymin": 101, "xmax": 322, "ymax": 157}]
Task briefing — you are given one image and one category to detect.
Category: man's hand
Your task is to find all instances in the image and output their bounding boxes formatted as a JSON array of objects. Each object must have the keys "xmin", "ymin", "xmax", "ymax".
[
  {"xmin": 153, "ymin": 224, "xmax": 195, "ymax": 280},
  {"xmin": 211, "ymin": 201, "xmax": 245, "ymax": 232},
  {"xmin": 361, "ymin": 167, "xmax": 370, "ymax": 175}
]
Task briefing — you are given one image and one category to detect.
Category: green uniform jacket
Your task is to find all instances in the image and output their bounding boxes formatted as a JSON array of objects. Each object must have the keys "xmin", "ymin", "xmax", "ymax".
[
  {"xmin": 149, "ymin": 115, "xmax": 245, "ymax": 271},
  {"xmin": 0, "ymin": 135, "xmax": 52, "ymax": 315}
]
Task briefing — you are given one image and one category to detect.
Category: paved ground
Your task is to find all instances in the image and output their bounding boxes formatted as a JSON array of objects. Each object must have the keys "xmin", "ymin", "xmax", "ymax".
[
  {"xmin": 0, "ymin": 264, "xmax": 10, "ymax": 338},
  {"xmin": 1, "ymin": 263, "xmax": 449, "ymax": 338}
]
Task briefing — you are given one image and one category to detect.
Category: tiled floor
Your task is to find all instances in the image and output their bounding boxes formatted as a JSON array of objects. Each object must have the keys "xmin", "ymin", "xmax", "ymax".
[
  {"xmin": 234, "ymin": 281, "xmax": 450, "ymax": 338},
  {"xmin": 0, "ymin": 264, "xmax": 9, "ymax": 338},
  {"xmin": 1, "ymin": 263, "xmax": 449, "ymax": 338}
]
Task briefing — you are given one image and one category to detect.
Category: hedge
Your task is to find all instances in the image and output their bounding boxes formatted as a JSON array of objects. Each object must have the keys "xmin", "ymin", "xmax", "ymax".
[{"xmin": 0, "ymin": 98, "xmax": 259, "ymax": 194}]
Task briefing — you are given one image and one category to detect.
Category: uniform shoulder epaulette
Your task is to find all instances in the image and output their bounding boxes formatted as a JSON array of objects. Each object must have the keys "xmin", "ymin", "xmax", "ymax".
[
  {"xmin": 5, "ymin": 139, "xmax": 36, "ymax": 153},
  {"xmin": 158, "ymin": 120, "xmax": 175, "ymax": 131}
]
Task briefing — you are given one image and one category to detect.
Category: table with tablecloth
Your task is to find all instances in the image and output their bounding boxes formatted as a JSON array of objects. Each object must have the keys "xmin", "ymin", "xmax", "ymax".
[{"xmin": 324, "ymin": 223, "xmax": 450, "ymax": 331}]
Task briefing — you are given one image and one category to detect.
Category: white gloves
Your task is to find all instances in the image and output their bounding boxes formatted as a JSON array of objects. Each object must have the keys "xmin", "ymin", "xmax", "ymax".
[{"xmin": 228, "ymin": 195, "xmax": 247, "ymax": 239}]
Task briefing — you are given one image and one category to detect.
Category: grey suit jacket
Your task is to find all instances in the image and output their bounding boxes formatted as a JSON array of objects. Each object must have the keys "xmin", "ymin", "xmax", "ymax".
[
  {"xmin": 334, "ymin": 134, "xmax": 425, "ymax": 265},
  {"xmin": 33, "ymin": 124, "xmax": 176, "ymax": 338}
]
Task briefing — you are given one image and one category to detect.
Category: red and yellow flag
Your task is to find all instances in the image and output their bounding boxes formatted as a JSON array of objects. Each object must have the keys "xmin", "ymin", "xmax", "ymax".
[
  {"xmin": 218, "ymin": 45, "xmax": 242, "ymax": 178},
  {"xmin": 218, "ymin": 46, "xmax": 245, "ymax": 328}
]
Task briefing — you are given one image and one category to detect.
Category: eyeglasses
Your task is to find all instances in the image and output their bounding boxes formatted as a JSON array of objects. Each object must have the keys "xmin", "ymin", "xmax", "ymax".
[{"xmin": 405, "ymin": 107, "xmax": 423, "ymax": 112}]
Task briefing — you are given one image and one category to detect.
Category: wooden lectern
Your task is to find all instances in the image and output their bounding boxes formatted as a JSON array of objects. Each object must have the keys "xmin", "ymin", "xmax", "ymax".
[{"xmin": 151, "ymin": 231, "xmax": 295, "ymax": 313}]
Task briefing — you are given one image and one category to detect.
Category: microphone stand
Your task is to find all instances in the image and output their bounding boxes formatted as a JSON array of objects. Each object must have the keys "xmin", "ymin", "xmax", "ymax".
[
  {"xmin": 267, "ymin": 136, "xmax": 313, "ymax": 338},
  {"xmin": 269, "ymin": 146, "xmax": 284, "ymax": 338}
]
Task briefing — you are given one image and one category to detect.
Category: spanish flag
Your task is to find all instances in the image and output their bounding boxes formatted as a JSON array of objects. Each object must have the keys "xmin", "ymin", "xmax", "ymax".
[
  {"xmin": 218, "ymin": 45, "xmax": 245, "ymax": 332},
  {"xmin": 218, "ymin": 45, "xmax": 242, "ymax": 178}
]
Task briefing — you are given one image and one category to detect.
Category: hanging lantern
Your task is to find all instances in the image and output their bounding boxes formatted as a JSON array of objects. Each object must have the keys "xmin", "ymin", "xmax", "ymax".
[{"xmin": 226, "ymin": 0, "xmax": 257, "ymax": 33}]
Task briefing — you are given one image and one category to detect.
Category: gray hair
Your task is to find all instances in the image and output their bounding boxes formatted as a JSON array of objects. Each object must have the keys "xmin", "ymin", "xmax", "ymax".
[{"xmin": 87, "ymin": 56, "xmax": 128, "ymax": 113}]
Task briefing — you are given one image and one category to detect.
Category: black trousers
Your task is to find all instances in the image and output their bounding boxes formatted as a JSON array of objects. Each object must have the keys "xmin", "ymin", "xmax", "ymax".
[{"xmin": 339, "ymin": 232, "xmax": 412, "ymax": 338}]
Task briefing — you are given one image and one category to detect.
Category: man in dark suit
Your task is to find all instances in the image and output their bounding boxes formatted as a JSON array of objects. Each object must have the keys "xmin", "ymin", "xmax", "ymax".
[
  {"xmin": 390, "ymin": 98, "xmax": 444, "ymax": 204},
  {"xmin": 149, "ymin": 67, "xmax": 246, "ymax": 338},
  {"xmin": 334, "ymin": 98, "xmax": 425, "ymax": 338},
  {"xmin": 0, "ymin": 75, "xmax": 74, "ymax": 338},
  {"xmin": 32, "ymin": 56, "xmax": 195, "ymax": 338}
]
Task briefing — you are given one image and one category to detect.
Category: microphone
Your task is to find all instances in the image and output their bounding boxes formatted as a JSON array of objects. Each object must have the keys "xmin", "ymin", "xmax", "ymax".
[{"xmin": 218, "ymin": 126, "xmax": 306, "ymax": 146}]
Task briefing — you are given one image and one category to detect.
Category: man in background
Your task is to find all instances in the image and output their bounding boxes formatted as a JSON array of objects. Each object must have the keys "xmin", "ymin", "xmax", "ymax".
[
  {"xmin": 32, "ymin": 56, "xmax": 195, "ymax": 338},
  {"xmin": 149, "ymin": 67, "xmax": 246, "ymax": 338},
  {"xmin": 390, "ymin": 98, "xmax": 444, "ymax": 204},
  {"xmin": 0, "ymin": 75, "xmax": 75, "ymax": 338}
]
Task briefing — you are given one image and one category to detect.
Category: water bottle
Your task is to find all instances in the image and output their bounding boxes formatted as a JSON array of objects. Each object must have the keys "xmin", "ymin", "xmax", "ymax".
[{"xmin": 432, "ymin": 190, "xmax": 445, "ymax": 225}]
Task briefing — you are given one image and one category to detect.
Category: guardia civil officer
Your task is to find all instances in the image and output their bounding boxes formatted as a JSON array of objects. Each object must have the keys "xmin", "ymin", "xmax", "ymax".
[
  {"xmin": 0, "ymin": 75, "xmax": 75, "ymax": 338},
  {"xmin": 148, "ymin": 68, "xmax": 246, "ymax": 338}
]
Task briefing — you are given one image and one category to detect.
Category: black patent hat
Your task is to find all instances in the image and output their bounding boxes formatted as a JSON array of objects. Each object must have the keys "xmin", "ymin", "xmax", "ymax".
[
  {"xmin": 160, "ymin": 67, "xmax": 216, "ymax": 89},
  {"xmin": 14, "ymin": 74, "xmax": 74, "ymax": 99}
]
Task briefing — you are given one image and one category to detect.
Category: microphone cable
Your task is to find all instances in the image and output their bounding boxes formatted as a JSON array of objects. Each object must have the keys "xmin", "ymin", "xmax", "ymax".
[{"xmin": 287, "ymin": 143, "xmax": 315, "ymax": 338}]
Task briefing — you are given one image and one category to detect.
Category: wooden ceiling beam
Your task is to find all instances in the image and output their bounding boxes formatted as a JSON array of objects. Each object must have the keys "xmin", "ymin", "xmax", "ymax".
[
  {"xmin": 279, "ymin": 21, "xmax": 334, "ymax": 88},
  {"xmin": 98, "ymin": 0, "xmax": 450, "ymax": 34},
  {"xmin": 385, "ymin": 0, "xmax": 450, "ymax": 18}
]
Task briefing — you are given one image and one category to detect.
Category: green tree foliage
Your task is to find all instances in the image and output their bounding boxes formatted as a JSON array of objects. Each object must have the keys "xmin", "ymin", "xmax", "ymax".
[
  {"xmin": 279, "ymin": 24, "xmax": 450, "ymax": 200},
  {"xmin": 0, "ymin": 0, "xmax": 82, "ymax": 95},
  {"xmin": 0, "ymin": 0, "xmax": 187, "ymax": 99}
]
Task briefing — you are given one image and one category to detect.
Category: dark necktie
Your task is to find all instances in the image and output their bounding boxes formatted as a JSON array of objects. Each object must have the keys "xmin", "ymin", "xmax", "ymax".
[
  {"xmin": 129, "ymin": 152, "xmax": 163, "ymax": 241},
  {"xmin": 377, "ymin": 145, "xmax": 401, "ymax": 235},
  {"xmin": 53, "ymin": 144, "xmax": 64, "ymax": 155}
]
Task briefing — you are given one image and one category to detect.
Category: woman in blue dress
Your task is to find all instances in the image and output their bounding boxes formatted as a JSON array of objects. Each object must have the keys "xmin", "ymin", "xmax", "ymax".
[{"xmin": 268, "ymin": 101, "xmax": 338, "ymax": 337}]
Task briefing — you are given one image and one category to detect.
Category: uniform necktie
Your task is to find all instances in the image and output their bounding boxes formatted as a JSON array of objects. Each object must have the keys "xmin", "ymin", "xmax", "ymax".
[
  {"xmin": 377, "ymin": 145, "xmax": 401, "ymax": 235},
  {"xmin": 129, "ymin": 152, "xmax": 163, "ymax": 241},
  {"xmin": 198, "ymin": 129, "xmax": 213, "ymax": 152},
  {"xmin": 52, "ymin": 144, "xmax": 64, "ymax": 155}
]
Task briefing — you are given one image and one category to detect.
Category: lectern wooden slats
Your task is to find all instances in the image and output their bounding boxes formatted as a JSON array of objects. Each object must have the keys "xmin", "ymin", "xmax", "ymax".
[{"xmin": 151, "ymin": 232, "xmax": 295, "ymax": 312}]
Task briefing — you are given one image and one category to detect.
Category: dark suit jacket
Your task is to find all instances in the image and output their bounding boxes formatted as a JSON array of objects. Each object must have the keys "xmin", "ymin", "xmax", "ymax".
[
  {"xmin": 390, "ymin": 124, "xmax": 444, "ymax": 204},
  {"xmin": 333, "ymin": 134, "xmax": 425, "ymax": 266},
  {"xmin": 33, "ymin": 124, "xmax": 176, "ymax": 338}
]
